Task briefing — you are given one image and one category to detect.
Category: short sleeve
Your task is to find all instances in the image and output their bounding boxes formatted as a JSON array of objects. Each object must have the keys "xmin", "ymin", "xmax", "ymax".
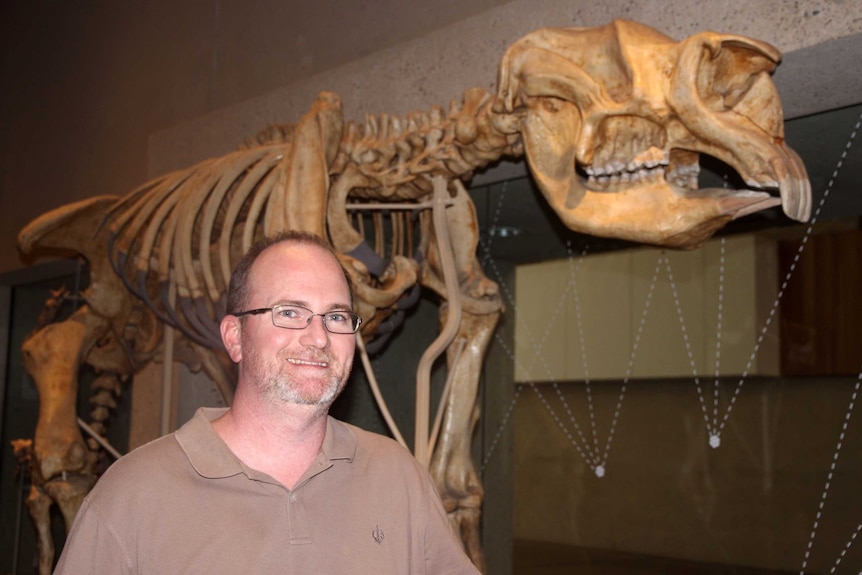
[{"xmin": 53, "ymin": 497, "xmax": 135, "ymax": 575}]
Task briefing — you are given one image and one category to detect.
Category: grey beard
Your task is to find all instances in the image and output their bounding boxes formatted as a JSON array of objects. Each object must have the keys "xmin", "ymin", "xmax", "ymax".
[{"xmin": 272, "ymin": 375, "xmax": 342, "ymax": 406}]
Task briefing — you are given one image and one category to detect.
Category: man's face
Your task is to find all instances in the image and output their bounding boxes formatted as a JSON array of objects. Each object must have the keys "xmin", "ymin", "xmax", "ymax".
[{"xmin": 227, "ymin": 242, "xmax": 356, "ymax": 408}]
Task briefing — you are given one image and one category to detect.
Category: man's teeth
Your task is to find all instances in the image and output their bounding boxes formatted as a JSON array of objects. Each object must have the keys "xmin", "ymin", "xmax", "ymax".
[{"xmin": 288, "ymin": 358, "xmax": 328, "ymax": 367}]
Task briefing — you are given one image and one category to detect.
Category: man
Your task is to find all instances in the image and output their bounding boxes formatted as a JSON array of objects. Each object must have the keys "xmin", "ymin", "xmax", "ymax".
[{"xmin": 54, "ymin": 231, "xmax": 479, "ymax": 574}]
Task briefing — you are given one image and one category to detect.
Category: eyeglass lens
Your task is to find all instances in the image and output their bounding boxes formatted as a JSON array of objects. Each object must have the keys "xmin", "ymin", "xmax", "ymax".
[{"xmin": 272, "ymin": 304, "xmax": 360, "ymax": 334}]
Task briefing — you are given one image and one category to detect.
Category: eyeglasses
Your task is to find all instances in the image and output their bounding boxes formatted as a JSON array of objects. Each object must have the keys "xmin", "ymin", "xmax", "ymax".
[{"xmin": 232, "ymin": 304, "xmax": 362, "ymax": 334}]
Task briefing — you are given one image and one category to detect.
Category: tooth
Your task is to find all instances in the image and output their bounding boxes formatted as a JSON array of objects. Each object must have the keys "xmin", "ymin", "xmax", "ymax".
[
  {"xmin": 365, "ymin": 114, "xmax": 378, "ymax": 138},
  {"xmin": 380, "ymin": 114, "xmax": 392, "ymax": 140},
  {"xmin": 346, "ymin": 122, "xmax": 358, "ymax": 141},
  {"xmin": 430, "ymin": 106, "xmax": 445, "ymax": 125}
]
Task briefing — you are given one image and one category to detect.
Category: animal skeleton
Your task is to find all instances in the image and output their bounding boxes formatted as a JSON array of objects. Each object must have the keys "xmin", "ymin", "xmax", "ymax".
[{"xmin": 15, "ymin": 20, "xmax": 809, "ymax": 574}]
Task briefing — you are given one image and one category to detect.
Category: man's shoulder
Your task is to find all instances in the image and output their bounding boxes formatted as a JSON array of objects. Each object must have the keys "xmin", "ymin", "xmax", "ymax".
[
  {"xmin": 95, "ymin": 408, "xmax": 224, "ymax": 493},
  {"xmin": 329, "ymin": 418, "xmax": 427, "ymax": 478},
  {"xmin": 89, "ymin": 433, "xmax": 185, "ymax": 498},
  {"xmin": 332, "ymin": 418, "xmax": 410, "ymax": 454}
]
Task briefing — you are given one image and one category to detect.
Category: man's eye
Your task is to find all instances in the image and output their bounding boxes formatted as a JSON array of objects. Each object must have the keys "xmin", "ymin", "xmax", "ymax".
[
  {"xmin": 277, "ymin": 307, "xmax": 301, "ymax": 319},
  {"xmin": 326, "ymin": 312, "xmax": 349, "ymax": 323}
]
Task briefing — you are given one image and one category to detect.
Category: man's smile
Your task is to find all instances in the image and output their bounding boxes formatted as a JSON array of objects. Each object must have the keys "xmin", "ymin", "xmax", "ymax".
[{"xmin": 287, "ymin": 358, "xmax": 329, "ymax": 367}]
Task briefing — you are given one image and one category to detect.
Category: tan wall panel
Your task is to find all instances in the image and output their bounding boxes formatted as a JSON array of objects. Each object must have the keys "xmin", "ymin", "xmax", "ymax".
[
  {"xmin": 564, "ymin": 253, "xmax": 633, "ymax": 382},
  {"xmin": 514, "ymin": 262, "xmax": 569, "ymax": 382},
  {"xmin": 515, "ymin": 235, "xmax": 779, "ymax": 381}
]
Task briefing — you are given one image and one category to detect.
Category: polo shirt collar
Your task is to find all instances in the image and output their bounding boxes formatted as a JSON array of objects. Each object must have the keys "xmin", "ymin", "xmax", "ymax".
[
  {"xmin": 321, "ymin": 416, "xmax": 358, "ymax": 462},
  {"xmin": 176, "ymin": 407, "xmax": 357, "ymax": 480}
]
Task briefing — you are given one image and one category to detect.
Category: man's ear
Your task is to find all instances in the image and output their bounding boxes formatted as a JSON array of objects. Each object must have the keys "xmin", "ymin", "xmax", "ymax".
[{"xmin": 220, "ymin": 314, "xmax": 243, "ymax": 363}]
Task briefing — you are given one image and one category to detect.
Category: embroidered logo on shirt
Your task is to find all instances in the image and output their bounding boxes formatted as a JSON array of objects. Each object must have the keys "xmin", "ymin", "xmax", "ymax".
[{"xmin": 372, "ymin": 525, "xmax": 385, "ymax": 545}]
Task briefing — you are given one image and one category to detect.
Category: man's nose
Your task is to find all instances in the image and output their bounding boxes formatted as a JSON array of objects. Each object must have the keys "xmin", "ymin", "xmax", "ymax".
[{"xmin": 299, "ymin": 314, "xmax": 329, "ymax": 347}]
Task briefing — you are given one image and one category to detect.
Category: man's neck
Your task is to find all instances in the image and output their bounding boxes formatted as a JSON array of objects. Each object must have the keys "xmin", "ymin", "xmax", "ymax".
[{"xmin": 211, "ymin": 389, "xmax": 329, "ymax": 489}]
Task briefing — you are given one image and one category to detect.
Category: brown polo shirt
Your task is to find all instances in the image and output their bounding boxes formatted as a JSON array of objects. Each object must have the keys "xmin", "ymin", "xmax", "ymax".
[{"xmin": 54, "ymin": 408, "xmax": 479, "ymax": 574}]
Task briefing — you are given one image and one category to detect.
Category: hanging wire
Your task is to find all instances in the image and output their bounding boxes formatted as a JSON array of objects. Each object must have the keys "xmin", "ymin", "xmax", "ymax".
[
  {"xmin": 566, "ymin": 242, "xmax": 603, "ymax": 467},
  {"xmin": 480, "ymin": 181, "xmax": 602, "ymax": 471},
  {"xmin": 794, "ymin": 117, "xmax": 862, "ymax": 572},
  {"xmin": 479, "ymin": 110, "xmax": 862, "ymax": 499},
  {"xmin": 716, "ymin": 112, "xmax": 861, "ymax": 440},
  {"xmin": 799, "ymin": 369, "xmax": 861, "ymax": 574}
]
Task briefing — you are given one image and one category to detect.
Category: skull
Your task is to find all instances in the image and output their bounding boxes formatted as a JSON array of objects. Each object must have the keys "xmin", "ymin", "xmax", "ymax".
[{"xmin": 496, "ymin": 19, "xmax": 811, "ymax": 248}]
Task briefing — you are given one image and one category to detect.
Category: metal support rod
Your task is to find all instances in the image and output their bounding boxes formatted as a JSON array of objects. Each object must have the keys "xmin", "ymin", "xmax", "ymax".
[
  {"xmin": 161, "ymin": 281, "xmax": 176, "ymax": 436},
  {"xmin": 77, "ymin": 417, "xmax": 123, "ymax": 460},
  {"xmin": 345, "ymin": 200, "xmax": 454, "ymax": 211},
  {"xmin": 12, "ymin": 458, "xmax": 25, "ymax": 574},
  {"xmin": 414, "ymin": 176, "xmax": 462, "ymax": 467},
  {"xmin": 427, "ymin": 337, "xmax": 466, "ymax": 457},
  {"xmin": 355, "ymin": 333, "xmax": 408, "ymax": 449}
]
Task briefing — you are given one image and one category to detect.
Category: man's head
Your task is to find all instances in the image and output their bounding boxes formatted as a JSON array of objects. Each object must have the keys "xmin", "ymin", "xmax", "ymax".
[
  {"xmin": 226, "ymin": 231, "xmax": 353, "ymax": 315},
  {"xmin": 220, "ymin": 231, "xmax": 356, "ymax": 410}
]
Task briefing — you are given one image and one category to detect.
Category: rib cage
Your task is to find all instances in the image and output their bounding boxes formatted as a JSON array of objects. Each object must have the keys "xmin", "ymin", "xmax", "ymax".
[
  {"xmin": 104, "ymin": 143, "xmax": 291, "ymax": 349},
  {"xmin": 98, "ymin": 87, "xmax": 517, "ymax": 353}
]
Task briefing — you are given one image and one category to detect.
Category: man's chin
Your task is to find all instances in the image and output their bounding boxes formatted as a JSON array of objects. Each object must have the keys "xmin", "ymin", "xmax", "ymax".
[{"xmin": 273, "ymin": 380, "xmax": 344, "ymax": 408}]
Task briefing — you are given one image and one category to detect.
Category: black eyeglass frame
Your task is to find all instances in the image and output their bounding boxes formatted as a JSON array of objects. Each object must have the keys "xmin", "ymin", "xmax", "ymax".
[{"xmin": 232, "ymin": 304, "xmax": 362, "ymax": 334}]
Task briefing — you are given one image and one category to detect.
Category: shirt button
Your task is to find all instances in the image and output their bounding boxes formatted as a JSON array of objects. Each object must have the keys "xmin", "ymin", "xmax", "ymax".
[{"xmin": 290, "ymin": 494, "xmax": 297, "ymax": 503}]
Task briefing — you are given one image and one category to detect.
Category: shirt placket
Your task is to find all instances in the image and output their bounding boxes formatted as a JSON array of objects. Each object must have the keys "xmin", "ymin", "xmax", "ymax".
[{"xmin": 287, "ymin": 454, "xmax": 334, "ymax": 545}]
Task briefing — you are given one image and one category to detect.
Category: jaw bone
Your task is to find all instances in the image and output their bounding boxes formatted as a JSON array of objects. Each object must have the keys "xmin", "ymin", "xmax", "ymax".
[{"xmin": 521, "ymin": 96, "xmax": 782, "ymax": 249}]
